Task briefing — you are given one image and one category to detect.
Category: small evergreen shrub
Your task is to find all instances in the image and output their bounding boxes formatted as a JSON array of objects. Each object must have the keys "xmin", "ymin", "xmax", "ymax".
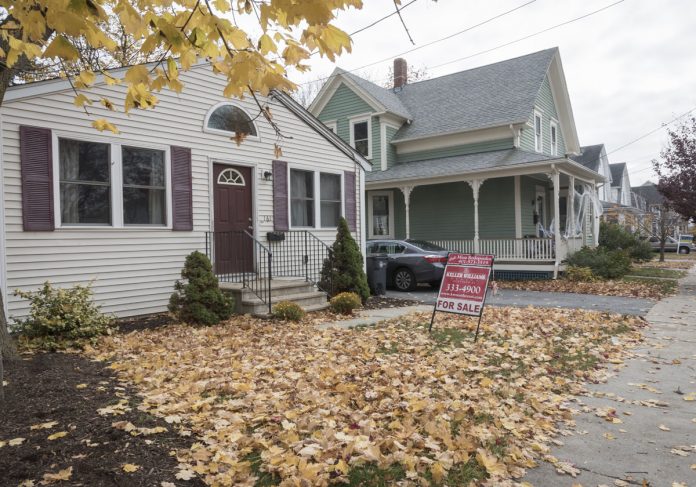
[
  {"xmin": 599, "ymin": 222, "xmax": 653, "ymax": 262},
  {"xmin": 13, "ymin": 281, "xmax": 113, "ymax": 350},
  {"xmin": 319, "ymin": 217, "xmax": 370, "ymax": 303},
  {"xmin": 329, "ymin": 292, "xmax": 362, "ymax": 315},
  {"xmin": 564, "ymin": 266, "xmax": 596, "ymax": 282},
  {"xmin": 566, "ymin": 246, "xmax": 632, "ymax": 279},
  {"xmin": 169, "ymin": 251, "xmax": 235, "ymax": 326},
  {"xmin": 272, "ymin": 301, "xmax": 305, "ymax": 321}
]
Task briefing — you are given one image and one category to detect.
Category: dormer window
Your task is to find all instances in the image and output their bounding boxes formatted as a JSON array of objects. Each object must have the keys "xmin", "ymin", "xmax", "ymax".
[
  {"xmin": 204, "ymin": 102, "xmax": 258, "ymax": 138},
  {"xmin": 550, "ymin": 121, "xmax": 558, "ymax": 156},
  {"xmin": 349, "ymin": 116, "xmax": 371, "ymax": 158},
  {"xmin": 534, "ymin": 111, "xmax": 543, "ymax": 152}
]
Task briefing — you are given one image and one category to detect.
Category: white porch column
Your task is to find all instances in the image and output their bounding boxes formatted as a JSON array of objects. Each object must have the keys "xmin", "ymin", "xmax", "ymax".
[
  {"xmin": 467, "ymin": 179, "xmax": 484, "ymax": 253},
  {"xmin": 514, "ymin": 175, "xmax": 522, "ymax": 239},
  {"xmin": 552, "ymin": 170, "xmax": 561, "ymax": 279},
  {"xmin": 568, "ymin": 175, "xmax": 576, "ymax": 238},
  {"xmin": 592, "ymin": 182, "xmax": 600, "ymax": 246},
  {"xmin": 400, "ymin": 186, "xmax": 414, "ymax": 239}
]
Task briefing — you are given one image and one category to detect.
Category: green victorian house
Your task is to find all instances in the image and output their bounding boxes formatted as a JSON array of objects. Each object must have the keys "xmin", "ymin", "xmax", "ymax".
[{"xmin": 309, "ymin": 48, "xmax": 604, "ymax": 278}]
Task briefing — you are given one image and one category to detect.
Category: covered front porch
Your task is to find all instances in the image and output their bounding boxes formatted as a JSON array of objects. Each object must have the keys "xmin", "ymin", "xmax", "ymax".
[{"xmin": 366, "ymin": 155, "xmax": 603, "ymax": 278}]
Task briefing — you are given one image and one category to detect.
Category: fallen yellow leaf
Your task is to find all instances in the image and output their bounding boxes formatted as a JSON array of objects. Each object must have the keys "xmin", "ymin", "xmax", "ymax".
[
  {"xmin": 75, "ymin": 383, "xmax": 88, "ymax": 389},
  {"xmin": 122, "ymin": 463, "xmax": 140, "ymax": 473},
  {"xmin": 42, "ymin": 466, "xmax": 73, "ymax": 482},
  {"xmin": 9, "ymin": 437, "xmax": 25, "ymax": 446},
  {"xmin": 658, "ymin": 424, "xmax": 671, "ymax": 431},
  {"xmin": 30, "ymin": 421, "xmax": 58, "ymax": 430},
  {"xmin": 47, "ymin": 431, "xmax": 68, "ymax": 441}
]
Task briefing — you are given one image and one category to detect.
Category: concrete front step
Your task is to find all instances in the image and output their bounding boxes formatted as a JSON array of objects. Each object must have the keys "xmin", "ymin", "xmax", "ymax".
[{"xmin": 219, "ymin": 279, "xmax": 329, "ymax": 316}]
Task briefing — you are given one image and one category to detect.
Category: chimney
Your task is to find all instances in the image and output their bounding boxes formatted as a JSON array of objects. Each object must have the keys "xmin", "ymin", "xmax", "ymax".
[{"xmin": 393, "ymin": 58, "xmax": 407, "ymax": 89}]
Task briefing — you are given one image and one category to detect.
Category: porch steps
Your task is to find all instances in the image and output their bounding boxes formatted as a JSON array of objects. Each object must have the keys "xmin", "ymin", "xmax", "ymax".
[{"xmin": 219, "ymin": 279, "xmax": 329, "ymax": 316}]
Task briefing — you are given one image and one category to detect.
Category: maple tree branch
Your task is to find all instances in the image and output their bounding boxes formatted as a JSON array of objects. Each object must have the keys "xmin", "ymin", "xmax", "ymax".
[{"xmin": 393, "ymin": 0, "xmax": 415, "ymax": 45}]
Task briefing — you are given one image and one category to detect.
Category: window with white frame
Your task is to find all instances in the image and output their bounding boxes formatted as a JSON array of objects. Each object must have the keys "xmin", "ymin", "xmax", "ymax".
[
  {"xmin": 534, "ymin": 111, "xmax": 543, "ymax": 152},
  {"xmin": 368, "ymin": 191, "xmax": 394, "ymax": 238},
  {"xmin": 205, "ymin": 103, "xmax": 258, "ymax": 137},
  {"xmin": 290, "ymin": 169, "xmax": 343, "ymax": 228},
  {"xmin": 122, "ymin": 146, "xmax": 166, "ymax": 225},
  {"xmin": 350, "ymin": 117, "xmax": 371, "ymax": 158},
  {"xmin": 57, "ymin": 137, "xmax": 168, "ymax": 227},
  {"xmin": 550, "ymin": 121, "xmax": 558, "ymax": 156},
  {"xmin": 290, "ymin": 169, "xmax": 315, "ymax": 227},
  {"xmin": 59, "ymin": 139, "xmax": 112, "ymax": 225}
]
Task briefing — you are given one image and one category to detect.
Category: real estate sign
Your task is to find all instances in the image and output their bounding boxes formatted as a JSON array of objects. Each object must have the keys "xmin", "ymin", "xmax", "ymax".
[{"xmin": 434, "ymin": 253, "xmax": 493, "ymax": 317}]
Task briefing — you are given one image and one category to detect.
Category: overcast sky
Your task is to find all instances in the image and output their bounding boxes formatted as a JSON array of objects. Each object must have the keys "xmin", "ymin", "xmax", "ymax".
[{"xmin": 289, "ymin": 0, "xmax": 696, "ymax": 185}]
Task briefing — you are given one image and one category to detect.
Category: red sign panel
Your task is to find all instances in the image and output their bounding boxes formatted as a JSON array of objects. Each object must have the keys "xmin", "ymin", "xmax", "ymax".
[{"xmin": 435, "ymin": 253, "xmax": 493, "ymax": 317}]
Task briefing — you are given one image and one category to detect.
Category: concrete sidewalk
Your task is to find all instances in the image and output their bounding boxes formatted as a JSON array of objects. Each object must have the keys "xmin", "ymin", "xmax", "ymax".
[
  {"xmin": 523, "ymin": 267, "xmax": 696, "ymax": 487},
  {"xmin": 316, "ymin": 304, "xmax": 431, "ymax": 329},
  {"xmin": 387, "ymin": 287, "xmax": 655, "ymax": 316}
]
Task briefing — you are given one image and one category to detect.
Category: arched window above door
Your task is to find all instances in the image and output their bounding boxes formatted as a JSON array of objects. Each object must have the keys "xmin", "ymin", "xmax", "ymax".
[
  {"xmin": 204, "ymin": 102, "xmax": 258, "ymax": 137},
  {"xmin": 217, "ymin": 168, "xmax": 246, "ymax": 186}
]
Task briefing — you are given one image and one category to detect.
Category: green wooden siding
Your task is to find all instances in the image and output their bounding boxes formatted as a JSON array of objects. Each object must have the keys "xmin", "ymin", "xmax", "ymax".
[
  {"xmin": 396, "ymin": 139, "xmax": 515, "ymax": 164},
  {"xmin": 478, "ymin": 178, "xmax": 516, "ymax": 238},
  {"xmin": 520, "ymin": 75, "xmax": 567, "ymax": 156},
  {"xmin": 317, "ymin": 83, "xmax": 373, "ymax": 143},
  {"xmin": 371, "ymin": 116, "xmax": 380, "ymax": 167}
]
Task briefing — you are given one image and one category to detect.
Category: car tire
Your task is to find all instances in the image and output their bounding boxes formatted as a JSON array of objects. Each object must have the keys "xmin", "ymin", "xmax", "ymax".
[
  {"xmin": 679, "ymin": 247, "xmax": 690, "ymax": 254},
  {"xmin": 393, "ymin": 267, "xmax": 416, "ymax": 292}
]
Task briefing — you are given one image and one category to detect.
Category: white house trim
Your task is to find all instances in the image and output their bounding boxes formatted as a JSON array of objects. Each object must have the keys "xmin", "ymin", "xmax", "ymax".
[
  {"xmin": 323, "ymin": 119, "xmax": 337, "ymax": 134},
  {"xmin": 393, "ymin": 123, "xmax": 525, "ymax": 151},
  {"xmin": 380, "ymin": 121, "xmax": 387, "ymax": 171},
  {"xmin": 533, "ymin": 110, "xmax": 543, "ymax": 153},
  {"xmin": 367, "ymin": 190, "xmax": 395, "ymax": 239},
  {"xmin": 546, "ymin": 53, "xmax": 581, "ymax": 155},
  {"xmin": 359, "ymin": 168, "xmax": 367, "ymax": 270},
  {"xmin": 514, "ymin": 175, "xmax": 522, "ymax": 238},
  {"xmin": 0, "ymin": 112, "xmax": 7, "ymax": 318},
  {"xmin": 549, "ymin": 119, "xmax": 559, "ymax": 156},
  {"xmin": 309, "ymin": 73, "xmax": 384, "ymax": 116}
]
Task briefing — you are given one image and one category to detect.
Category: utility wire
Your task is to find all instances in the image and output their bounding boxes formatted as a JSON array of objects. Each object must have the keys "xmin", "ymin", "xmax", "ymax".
[
  {"xmin": 429, "ymin": 0, "xmax": 626, "ymax": 71},
  {"xmin": 300, "ymin": 0, "xmax": 537, "ymax": 85},
  {"xmin": 349, "ymin": 0, "xmax": 419, "ymax": 37}
]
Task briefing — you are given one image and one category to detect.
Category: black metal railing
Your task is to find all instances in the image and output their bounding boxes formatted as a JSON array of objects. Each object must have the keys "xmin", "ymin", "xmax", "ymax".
[
  {"xmin": 267, "ymin": 230, "xmax": 333, "ymax": 294},
  {"xmin": 205, "ymin": 230, "xmax": 272, "ymax": 314}
]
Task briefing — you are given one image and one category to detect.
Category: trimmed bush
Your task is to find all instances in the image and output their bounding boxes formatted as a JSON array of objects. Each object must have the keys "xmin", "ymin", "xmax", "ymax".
[
  {"xmin": 564, "ymin": 266, "xmax": 596, "ymax": 282},
  {"xmin": 566, "ymin": 246, "xmax": 632, "ymax": 279},
  {"xmin": 169, "ymin": 251, "xmax": 235, "ymax": 326},
  {"xmin": 319, "ymin": 217, "xmax": 370, "ymax": 303},
  {"xmin": 329, "ymin": 292, "xmax": 362, "ymax": 315},
  {"xmin": 13, "ymin": 281, "xmax": 113, "ymax": 350},
  {"xmin": 599, "ymin": 222, "xmax": 653, "ymax": 262},
  {"xmin": 272, "ymin": 301, "xmax": 305, "ymax": 321}
]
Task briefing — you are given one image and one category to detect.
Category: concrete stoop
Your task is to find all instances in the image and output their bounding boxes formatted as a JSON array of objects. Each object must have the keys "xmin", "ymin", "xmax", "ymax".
[{"xmin": 219, "ymin": 279, "xmax": 328, "ymax": 316}]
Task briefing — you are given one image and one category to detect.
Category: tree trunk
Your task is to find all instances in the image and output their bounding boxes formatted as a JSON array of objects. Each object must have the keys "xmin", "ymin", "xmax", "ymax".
[{"xmin": 0, "ymin": 293, "xmax": 15, "ymax": 405}]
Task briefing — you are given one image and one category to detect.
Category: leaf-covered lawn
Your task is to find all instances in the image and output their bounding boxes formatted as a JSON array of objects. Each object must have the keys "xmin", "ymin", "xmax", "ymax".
[
  {"xmin": 497, "ymin": 277, "xmax": 676, "ymax": 299},
  {"xmin": 89, "ymin": 308, "xmax": 644, "ymax": 486},
  {"xmin": 626, "ymin": 267, "xmax": 688, "ymax": 279}
]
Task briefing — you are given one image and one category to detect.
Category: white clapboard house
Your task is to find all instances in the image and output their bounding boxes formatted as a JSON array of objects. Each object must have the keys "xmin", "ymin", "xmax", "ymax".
[{"xmin": 0, "ymin": 63, "xmax": 370, "ymax": 319}]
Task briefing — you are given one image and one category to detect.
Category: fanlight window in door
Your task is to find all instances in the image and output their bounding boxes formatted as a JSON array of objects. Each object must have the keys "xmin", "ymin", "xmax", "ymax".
[
  {"xmin": 205, "ymin": 103, "xmax": 258, "ymax": 136},
  {"xmin": 217, "ymin": 168, "xmax": 246, "ymax": 186}
]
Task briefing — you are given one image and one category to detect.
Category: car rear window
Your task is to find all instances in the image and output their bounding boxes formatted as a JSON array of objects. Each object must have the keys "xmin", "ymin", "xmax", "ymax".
[{"xmin": 406, "ymin": 240, "xmax": 446, "ymax": 252}]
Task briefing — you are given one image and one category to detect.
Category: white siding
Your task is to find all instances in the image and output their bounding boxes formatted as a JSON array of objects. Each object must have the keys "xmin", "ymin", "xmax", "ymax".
[{"xmin": 1, "ymin": 66, "xmax": 364, "ymax": 319}]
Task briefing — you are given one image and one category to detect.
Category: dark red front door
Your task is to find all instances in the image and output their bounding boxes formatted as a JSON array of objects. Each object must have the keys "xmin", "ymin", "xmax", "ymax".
[{"xmin": 213, "ymin": 164, "xmax": 253, "ymax": 274}]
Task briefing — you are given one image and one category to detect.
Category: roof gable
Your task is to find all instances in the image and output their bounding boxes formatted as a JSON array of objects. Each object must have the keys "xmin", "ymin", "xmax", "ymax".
[
  {"xmin": 609, "ymin": 162, "xmax": 627, "ymax": 186},
  {"xmin": 572, "ymin": 144, "xmax": 604, "ymax": 172}
]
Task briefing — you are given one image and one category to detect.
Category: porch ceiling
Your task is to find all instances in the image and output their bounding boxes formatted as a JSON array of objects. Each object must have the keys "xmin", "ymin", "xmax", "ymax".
[{"xmin": 365, "ymin": 148, "xmax": 602, "ymax": 187}]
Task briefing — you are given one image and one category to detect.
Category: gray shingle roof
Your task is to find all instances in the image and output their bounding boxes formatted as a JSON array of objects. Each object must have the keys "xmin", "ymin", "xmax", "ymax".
[
  {"xmin": 388, "ymin": 48, "xmax": 558, "ymax": 142},
  {"xmin": 571, "ymin": 144, "xmax": 604, "ymax": 172},
  {"xmin": 609, "ymin": 162, "xmax": 626, "ymax": 186},
  {"xmin": 338, "ymin": 68, "xmax": 412, "ymax": 120},
  {"xmin": 365, "ymin": 149, "xmax": 556, "ymax": 183},
  {"xmin": 631, "ymin": 183, "xmax": 663, "ymax": 206}
]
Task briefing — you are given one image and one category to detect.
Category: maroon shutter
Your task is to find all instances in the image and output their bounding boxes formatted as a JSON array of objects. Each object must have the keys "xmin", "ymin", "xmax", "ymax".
[
  {"xmin": 272, "ymin": 160, "xmax": 288, "ymax": 231},
  {"xmin": 171, "ymin": 146, "xmax": 193, "ymax": 231},
  {"xmin": 344, "ymin": 171, "xmax": 356, "ymax": 232},
  {"xmin": 20, "ymin": 126, "xmax": 54, "ymax": 231}
]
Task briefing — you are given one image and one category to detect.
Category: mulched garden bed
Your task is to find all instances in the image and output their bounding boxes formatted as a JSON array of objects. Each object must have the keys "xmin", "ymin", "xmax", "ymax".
[
  {"xmin": 361, "ymin": 294, "xmax": 420, "ymax": 310},
  {"xmin": 0, "ymin": 352, "xmax": 206, "ymax": 487}
]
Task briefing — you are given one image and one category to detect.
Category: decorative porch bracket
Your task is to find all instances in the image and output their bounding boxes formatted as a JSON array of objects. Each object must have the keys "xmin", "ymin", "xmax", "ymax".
[
  {"xmin": 466, "ymin": 179, "xmax": 486, "ymax": 253},
  {"xmin": 400, "ymin": 186, "xmax": 415, "ymax": 239}
]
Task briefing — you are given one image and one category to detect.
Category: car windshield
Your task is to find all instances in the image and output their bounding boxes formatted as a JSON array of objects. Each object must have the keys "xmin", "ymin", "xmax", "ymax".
[{"xmin": 406, "ymin": 240, "xmax": 446, "ymax": 252}]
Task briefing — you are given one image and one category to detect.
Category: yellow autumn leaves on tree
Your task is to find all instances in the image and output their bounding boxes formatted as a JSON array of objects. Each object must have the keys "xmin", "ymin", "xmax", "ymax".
[{"xmin": 1, "ymin": 0, "xmax": 364, "ymax": 131}]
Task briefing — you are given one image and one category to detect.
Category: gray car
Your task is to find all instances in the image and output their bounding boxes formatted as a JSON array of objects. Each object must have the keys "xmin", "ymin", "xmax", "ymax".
[
  {"xmin": 366, "ymin": 239, "xmax": 449, "ymax": 291},
  {"xmin": 645, "ymin": 235, "xmax": 695, "ymax": 254}
]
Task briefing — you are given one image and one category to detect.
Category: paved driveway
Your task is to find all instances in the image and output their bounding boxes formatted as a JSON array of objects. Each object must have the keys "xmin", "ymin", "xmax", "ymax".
[{"xmin": 386, "ymin": 287, "xmax": 655, "ymax": 316}]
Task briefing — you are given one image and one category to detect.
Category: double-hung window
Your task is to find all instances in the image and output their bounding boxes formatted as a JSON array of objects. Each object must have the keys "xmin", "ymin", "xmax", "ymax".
[
  {"xmin": 59, "ymin": 139, "xmax": 112, "ymax": 225},
  {"xmin": 57, "ymin": 137, "xmax": 168, "ymax": 227},
  {"xmin": 534, "ymin": 111, "xmax": 543, "ymax": 152},
  {"xmin": 550, "ymin": 121, "xmax": 558, "ymax": 156},
  {"xmin": 350, "ymin": 117, "xmax": 371, "ymax": 158},
  {"xmin": 290, "ymin": 169, "xmax": 343, "ymax": 228}
]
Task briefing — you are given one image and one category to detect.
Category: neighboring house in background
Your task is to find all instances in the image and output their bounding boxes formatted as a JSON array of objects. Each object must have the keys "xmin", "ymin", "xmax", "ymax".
[
  {"xmin": 632, "ymin": 182, "xmax": 690, "ymax": 238},
  {"xmin": 310, "ymin": 48, "xmax": 604, "ymax": 278},
  {"xmin": 571, "ymin": 144, "xmax": 612, "ymax": 202},
  {"xmin": 0, "ymin": 63, "xmax": 370, "ymax": 319}
]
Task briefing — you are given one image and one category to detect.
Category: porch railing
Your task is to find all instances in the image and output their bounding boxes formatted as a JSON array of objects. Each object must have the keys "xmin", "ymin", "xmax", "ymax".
[
  {"xmin": 429, "ymin": 238, "xmax": 556, "ymax": 261},
  {"xmin": 205, "ymin": 230, "xmax": 333, "ymax": 313},
  {"xmin": 205, "ymin": 230, "xmax": 272, "ymax": 314}
]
